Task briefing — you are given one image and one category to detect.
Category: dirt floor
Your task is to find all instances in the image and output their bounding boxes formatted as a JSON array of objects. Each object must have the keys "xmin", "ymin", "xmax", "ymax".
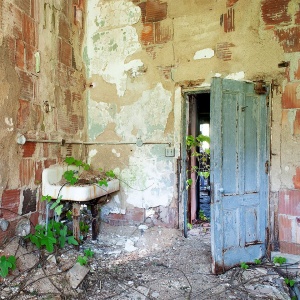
[{"xmin": 0, "ymin": 222, "xmax": 293, "ymax": 299}]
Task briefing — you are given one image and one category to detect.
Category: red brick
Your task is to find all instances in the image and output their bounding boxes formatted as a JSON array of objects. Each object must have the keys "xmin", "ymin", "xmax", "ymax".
[
  {"xmin": 282, "ymin": 82, "xmax": 300, "ymax": 109},
  {"xmin": 293, "ymin": 166, "xmax": 300, "ymax": 188},
  {"xmin": 11, "ymin": 5, "xmax": 23, "ymax": 39},
  {"xmin": 21, "ymin": 142, "xmax": 36, "ymax": 157},
  {"xmin": 278, "ymin": 190, "xmax": 300, "ymax": 216},
  {"xmin": 25, "ymin": 43, "xmax": 36, "ymax": 73},
  {"xmin": 59, "ymin": 16, "xmax": 70, "ymax": 41},
  {"xmin": 295, "ymin": 11, "xmax": 300, "ymax": 25},
  {"xmin": 227, "ymin": 0, "xmax": 239, "ymax": 7},
  {"xmin": 261, "ymin": 0, "xmax": 291, "ymax": 26},
  {"xmin": 44, "ymin": 159, "xmax": 57, "ymax": 168},
  {"xmin": 57, "ymin": 109, "xmax": 71, "ymax": 133},
  {"xmin": 294, "ymin": 109, "xmax": 300, "ymax": 135},
  {"xmin": 19, "ymin": 158, "xmax": 35, "ymax": 186},
  {"xmin": 278, "ymin": 214, "xmax": 292, "ymax": 242},
  {"xmin": 59, "ymin": 38, "xmax": 72, "ymax": 67},
  {"xmin": 30, "ymin": 211, "xmax": 39, "ymax": 226},
  {"xmin": 18, "ymin": 70, "xmax": 35, "ymax": 101},
  {"xmin": 154, "ymin": 22, "xmax": 171, "ymax": 44},
  {"xmin": 216, "ymin": 42, "xmax": 235, "ymax": 61},
  {"xmin": 5, "ymin": 36, "xmax": 16, "ymax": 64},
  {"xmin": 15, "ymin": 0, "xmax": 31, "ymax": 15},
  {"xmin": 224, "ymin": 8, "xmax": 235, "ymax": 32},
  {"xmin": 30, "ymin": 0, "xmax": 35, "ymax": 18},
  {"xmin": 280, "ymin": 241, "xmax": 300, "ymax": 255},
  {"xmin": 57, "ymin": 62, "xmax": 69, "ymax": 86},
  {"xmin": 15, "ymin": 39, "xmax": 25, "ymax": 69},
  {"xmin": 22, "ymin": 13, "xmax": 36, "ymax": 47},
  {"xmin": 141, "ymin": 23, "xmax": 154, "ymax": 45},
  {"xmin": 145, "ymin": 0, "xmax": 167, "ymax": 22},
  {"xmin": 138, "ymin": 2, "xmax": 146, "ymax": 23},
  {"xmin": 64, "ymin": 89, "xmax": 72, "ymax": 111},
  {"xmin": 32, "ymin": 103, "xmax": 42, "ymax": 130},
  {"xmin": 0, "ymin": 219, "xmax": 19, "ymax": 246},
  {"xmin": 1, "ymin": 189, "xmax": 21, "ymax": 219},
  {"xmin": 275, "ymin": 26, "xmax": 300, "ymax": 53},
  {"xmin": 17, "ymin": 99, "xmax": 30, "ymax": 128}
]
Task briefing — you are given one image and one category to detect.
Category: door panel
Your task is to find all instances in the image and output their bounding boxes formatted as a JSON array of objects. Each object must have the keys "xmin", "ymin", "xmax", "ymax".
[{"xmin": 211, "ymin": 78, "xmax": 268, "ymax": 274}]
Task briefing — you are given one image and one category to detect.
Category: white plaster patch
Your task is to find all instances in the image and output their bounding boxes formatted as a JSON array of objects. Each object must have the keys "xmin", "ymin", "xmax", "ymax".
[
  {"xmin": 112, "ymin": 148, "xmax": 121, "ymax": 158},
  {"xmin": 200, "ymin": 82, "xmax": 211, "ymax": 88},
  {"xmin": 288, "ymin": 109, "xmax": 296, "ymax": 135},
  {"xmin": 86, "ymin": 1, "xmax": 142, "ymax": 97},
  {"xmin": 225, "ymin": 71, "xmax": 245, "ymax": 80},
  {"xmin": 115, "ymin": 83, "xmax": 172, "ymax": 141},
  {"xmin": 193, "ymin": 48, "xmax": 214, "ymax": 60},
  {"xmin": 124, "ymin": 59, "xmax": 144, "ymax": 78},
  {"xmin": 5, "ymin": 117, "xmax": 13, "ymax": 131},
  {"xmin": 88, "ymin": 149, "xmax": 98, "ymax": 164},
  {"xmin": 88, "ymin": 99, "xmax": 114, "ymax": 139},
  {"xmin": 214, "ymin": 73, "xmax": 222, "ymax": 77},
  {"xmin": 120, "ymin": 146, "xmax": 174, "ymax": 209},
  {"xmin": 285, "ymin": 165, "xmax": 290, "ymax": 172}
]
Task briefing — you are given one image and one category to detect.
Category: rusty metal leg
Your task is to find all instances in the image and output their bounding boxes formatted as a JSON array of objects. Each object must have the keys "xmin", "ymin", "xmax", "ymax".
[
  {"xmin": 91, "ymin": 202, "xmax": 99, "ymax": 240},
  {"xmin": 72, "ymin": 202, "xmax": 81, "ymax": 248}
]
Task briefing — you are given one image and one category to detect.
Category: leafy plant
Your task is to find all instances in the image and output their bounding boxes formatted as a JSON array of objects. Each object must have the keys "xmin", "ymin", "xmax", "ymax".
[
  {"xmin": 77, "ymin": 256, "xmax": 88, "ymax": 266},
  {"xmin": 98, "ymin": 170, "xmax": 116, "ymax": 187},
  {"xmin": 79, "ymin": 221, "xmax": 89, "ymax": 234},
  {"xmin": 63, "ymin": 170, "xmax": 78, "ymax": 185},
  {"xmin": 77, "ymin": 248, "xmax": 94, "ymax": 266},
  {"xmin": 0, "ymin": 255, "xmax": 16, "ymax": 278},
  {"xmin": 254, "ymin": 259, "xmax": 261, "ymax": 265},
  {"xmin": 84, "ymin": 248, "xmax": 94, "ymax": 258},
  {"xmin": 284, "ymin": 278, "xmax": 295, "ymax": 287},
  {"xmin": 26, "ymin": 220, "xmax": 78, "ymax": 253},
  {"xmin": 64, "ymin": 157, "xmax": 90, "ymax": 171},
  {"xmin": 186, "ymin": 134, "xmax": 210, "ymax": 188},
  {"xmin": 187, "ymin": 223, "xmax": 193, "ymax": 230},
  {"xmin": 199, "ymin": 210, "xmax": 209, "ymax": 222},
  {"xmin": 240, "ymin": 262, "xmax": 249, "ymax": 270},
  {"xmin": 273, "ymin": 256, "xmax": 287, "ymax": 265},
  {"xmin": 41, "ymin": 195, "xmax": 64, "ymax": 216}
]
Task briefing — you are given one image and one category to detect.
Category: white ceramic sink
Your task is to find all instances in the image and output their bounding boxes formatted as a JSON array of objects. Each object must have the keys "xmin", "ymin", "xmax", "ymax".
[{"xmin": 42, "ymin": 165, "xmax": 120, "ymax": 201}]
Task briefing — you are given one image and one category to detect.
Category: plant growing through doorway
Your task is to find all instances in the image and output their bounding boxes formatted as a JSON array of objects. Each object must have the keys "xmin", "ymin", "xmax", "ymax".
[{"xmin": 186, "ymin": 134, "xmax": 210, "ymax": 189}]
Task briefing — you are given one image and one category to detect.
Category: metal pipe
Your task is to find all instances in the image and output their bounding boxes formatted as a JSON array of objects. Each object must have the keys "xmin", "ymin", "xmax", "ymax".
[{"xmin": 25, "ymin": 139, "xmax": 171, "ymax": 146}]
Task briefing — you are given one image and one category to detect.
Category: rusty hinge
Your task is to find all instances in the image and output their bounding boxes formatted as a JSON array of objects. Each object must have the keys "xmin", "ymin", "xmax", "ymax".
[{"xmin": 265, "ymin": 160, "xmax": 269, "ymax": 174}]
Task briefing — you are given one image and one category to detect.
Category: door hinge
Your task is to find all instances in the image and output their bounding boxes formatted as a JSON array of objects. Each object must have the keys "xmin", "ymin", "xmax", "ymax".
[{"xmin": 265, "ymin": 160, "xmax": 269, "ymax": 174}]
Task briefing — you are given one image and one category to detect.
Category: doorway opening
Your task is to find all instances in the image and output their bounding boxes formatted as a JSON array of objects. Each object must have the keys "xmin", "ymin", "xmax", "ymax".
[{"xmin": 186, "ymin": 92, "xmax": 210, "ymax": 225}]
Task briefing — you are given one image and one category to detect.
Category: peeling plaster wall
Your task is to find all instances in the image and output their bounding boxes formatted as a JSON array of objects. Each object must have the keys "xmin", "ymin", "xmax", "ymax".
[{"xmin": 84, "ymin": 0, "xmax": 300, "ymax": 249}]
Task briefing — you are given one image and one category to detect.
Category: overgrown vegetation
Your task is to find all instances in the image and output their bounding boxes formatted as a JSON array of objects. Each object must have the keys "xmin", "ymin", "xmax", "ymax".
[
  {"xmin": 186, "ymin": 134, "xmax": 210, "ymax": 189},
  {"xmin": 0, "ymin": 255, "xmax": 16, "ymax": 278},
  {"xmin": 26, "ymin": 220, "xmax": 78, "ymax": 253}
]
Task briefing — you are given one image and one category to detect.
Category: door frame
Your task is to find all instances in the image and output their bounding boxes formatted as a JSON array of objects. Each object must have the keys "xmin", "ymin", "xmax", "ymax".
[{"xmin": 180, "ymin": 87, "xmax": 210, "ymax": 237}]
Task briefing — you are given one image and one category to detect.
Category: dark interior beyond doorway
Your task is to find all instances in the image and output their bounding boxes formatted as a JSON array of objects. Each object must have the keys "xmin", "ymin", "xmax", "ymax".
[{"xmin": 188, "ymin": 92, "xmax": 210, "ymax": 222}]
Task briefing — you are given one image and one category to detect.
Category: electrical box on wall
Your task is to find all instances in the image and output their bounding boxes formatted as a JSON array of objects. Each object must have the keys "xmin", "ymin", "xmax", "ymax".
[{"xmin": 165, "ymin": 146, "xmax": 175, "ymax": 157}]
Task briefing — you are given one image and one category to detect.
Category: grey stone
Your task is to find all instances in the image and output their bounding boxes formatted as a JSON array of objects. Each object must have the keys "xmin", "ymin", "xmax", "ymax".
[
  {"xmin": 67, "ymin": 262, "xmax": 89, "ymax": 289},
  {"xmin": 0, "ymin": 218, "xmax": 9, "ymax": 231}
]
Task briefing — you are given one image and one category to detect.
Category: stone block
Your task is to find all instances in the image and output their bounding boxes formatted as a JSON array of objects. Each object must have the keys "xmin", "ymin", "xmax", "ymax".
[{"xmin": 67, "ymin": 263, "xmax": 89, "ymax": 289}]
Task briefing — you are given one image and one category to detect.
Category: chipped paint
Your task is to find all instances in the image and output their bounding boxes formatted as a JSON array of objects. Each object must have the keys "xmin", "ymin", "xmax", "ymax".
[
  {"xmin": 88, "ymin": 149, "xmax": 98, "ymax": 165},
  {"xmin": 193, "ymin": 48, "xmax": 215, "ymax": 60},
  {"xmin": 225, "ymin": 71, "xmax": 245, "ymax": 80},
  {"xmin": 288, "ymin": 109, "xmax": 297, "ymax": 135},
  {"xmin": 112, "ymin": 149, "xmax": 121, "ymax": 157},
  {"xmin": 115, "ymin": 83, "xmax": 172, "ymax": 141},
  {"xmin": 119, "ymin": 146, "xmax": 174, "ymax": 208},
  {"xmin": 88, "ymin": 99, "xmax": 115, "ymax": 140},
  {"xmin": 85, "ymin": 0, "xmax": 142, "ymax": 96}
]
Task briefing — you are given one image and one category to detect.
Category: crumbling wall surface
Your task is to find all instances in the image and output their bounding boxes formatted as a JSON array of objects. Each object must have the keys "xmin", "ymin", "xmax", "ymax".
[
  {"xmin": 0, "ymin": 0, "xmax": 87, "ymax": 244},
  {"xmin": 84, "ymin": 0, "xmax": 285, "ymax": 227},
  {"xmin": 258, "ymin": 0, "xmax": 300, "ymax": 255}
]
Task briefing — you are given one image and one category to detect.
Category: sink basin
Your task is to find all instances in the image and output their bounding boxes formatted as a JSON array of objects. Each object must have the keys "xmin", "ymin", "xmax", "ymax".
[{"xmin": 42, "ymin": 165, "xmax": 120, "ymax": 201}]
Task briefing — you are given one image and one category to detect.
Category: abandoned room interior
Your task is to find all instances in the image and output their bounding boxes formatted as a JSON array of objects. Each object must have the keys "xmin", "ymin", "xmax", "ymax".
[{"xmin": 1, "ymin": 0, "xmax": 300, "ymax": 288}]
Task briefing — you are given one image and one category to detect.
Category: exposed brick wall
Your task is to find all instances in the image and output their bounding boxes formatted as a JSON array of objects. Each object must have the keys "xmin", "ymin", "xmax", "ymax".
[{"xmin": 0, "ymin": 0, "xmax": 87, "ymax": 245}]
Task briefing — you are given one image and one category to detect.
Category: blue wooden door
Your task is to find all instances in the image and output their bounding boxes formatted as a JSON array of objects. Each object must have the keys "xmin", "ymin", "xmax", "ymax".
[{"xmin": 210, "ymin": 78, "xmax": 269, "ymax": 274}]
